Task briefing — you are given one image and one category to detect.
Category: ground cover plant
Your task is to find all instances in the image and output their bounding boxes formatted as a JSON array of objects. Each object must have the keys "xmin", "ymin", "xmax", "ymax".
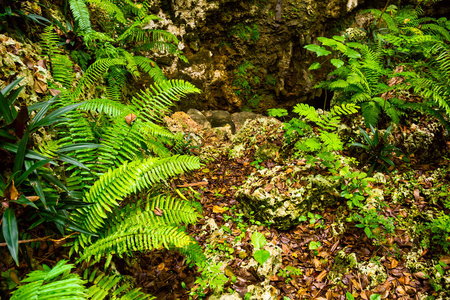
[{"xmin": 1, "ymin": 0, "xmax": 450, "ymax": 299}]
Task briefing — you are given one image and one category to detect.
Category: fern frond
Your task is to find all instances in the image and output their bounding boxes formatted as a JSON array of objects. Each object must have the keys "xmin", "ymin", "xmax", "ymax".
[
  {"xmin": 132, "ymin": 79, "xmax": 201, "ymax": 123},
  {"xmin": 41, "ymin": 26, "xmax": 61, "ymax": 58},
  {"xmin": 72, "ymin": 58, "xmax": 126, "ymax": 100},
  {"xmin": 11, "ymin": 260, "xmax": 86, "ymax": 300},
  {"xmin": 134, "ymin": 56, "xmax": 166, "ymax": 82},
  {"xmin": 69, "ymin": 0, "xmax": 92, "ymax": 32},
  {"xmin": 81, "ymin": 225, "xmax": 194, "ymax": 263},
  {"xmin": 74, "ymin": 155, "xmax": 200, "ymax": 237},
  {"xmin": 421, "ymin": 23, "xmax": 450, "ymax": 41},
  {"xmin": 319, "ymin": 131, "xmax": 343, "ymax": 151},
  {"xmin": 78, "ymin": 98, "xmax": 132, "ymax": 117},
  {"xmin": 84, "ymin": 269, "xmax": 155, "ymax": 300},
  {"xmin": 52, "ymin": 55, "xmax": 75, "ymax": 89},
  {"xmin": 292, "ymin": 103, "xmax": 319, "ymax": 122},
  {"xmin": 361, "ymin": 101, "xmax": 381, "ymax": 126},
  {"xmin": 329, "ymin": 103, "xmax": 359, "ymax": 116}
]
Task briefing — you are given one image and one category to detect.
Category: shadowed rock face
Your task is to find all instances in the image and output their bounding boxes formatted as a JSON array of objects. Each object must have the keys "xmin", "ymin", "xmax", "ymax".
[{"xmin": 144, "ymin": 0, "xmax": 449, "ymax": 113}]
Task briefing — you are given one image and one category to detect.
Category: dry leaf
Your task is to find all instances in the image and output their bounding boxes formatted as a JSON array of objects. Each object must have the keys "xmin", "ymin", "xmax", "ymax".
[
  {"xmin": 26, "ymin": 196, "xmax": 40, "ymax": 202},
  {"xmin": 125, "ymin": 113, "xmax": 137, "ymax": 125},
  {"xmin": 23, "ymin": 56, "xmax": 34, "ymax": 69},
  {"xmin": 212, "ymin": 205, "xmax": 227, "ymax": 213},
  {"xmin": 316, "ymin": 270, "xmax": 327, "ymax": 282},
  {"xmin": 50, "ymin": 89, "xmax": 61, "ymax": 96},
  {"xmin": 414, "ymin": 189, "xmax": 420, "ymax": 201},
  {"xmin": 34, "ymin": 78, "xmax": 47, "ymax": 94},
  {"xmin": 154, "ymin": 207, "xmax": 163, "ymax": 216},
  {"xmin": 157, "ymin": 262, "xmax": 165, "ymax": 271},
  {"xmin": 313, "ymin": 257, "xmax": 321, "ymax": 269}
]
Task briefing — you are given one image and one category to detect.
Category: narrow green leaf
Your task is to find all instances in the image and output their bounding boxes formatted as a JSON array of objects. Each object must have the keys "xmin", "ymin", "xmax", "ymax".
[
  {"xmin": 33, "ymin": 102, "xmax": 84, "ymax": 129},
  {"xmin": 12, "ymin": 127, "xmax": 31, "ymax": 175},
  {"xmin": 1, "ymin": 77, "xmax": 23, "ymax": 96},
  {"xmin": 13, "ymin": 195, "xmax": 38, "ymax": 209},
  {"xmin": 0, "ymin": 92, "xmax": 14, "ymax": 124},
  {"xmin": 2, "ymin": 208, "xmax": 19, "ymax": 265},
  {"xmin": 39, "ymin": 211, "xmax": 96, "ymax": 236},
  {"xmin": 0, "ymin": 129, "xmax": 17, "ymax": 140},
  {"xmin": 57, "ymin": 153, "xmax": 89, "ymax": 170},
  {"xmin": 16, "ymin": 159, "xmax": 51, "ymax": 186},
  {"xmin": 57, "ymin": 143, "xmax": 103, "ymax": 153}
]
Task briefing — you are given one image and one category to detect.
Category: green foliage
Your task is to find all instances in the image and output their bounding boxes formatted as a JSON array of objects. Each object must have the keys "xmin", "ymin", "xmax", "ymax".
[
  {"xmin": 305, "ymin": 6, "xmax": 450, "ymax": 129},
  {"xmin": 10, "ymin": 260, "xmax": 87, "ymax": 300},
  {"xmin": 423, "ymin": 212, "xmax": 450, "ymax": 252},
  {"xmin": 251, "ymin": 231, "xmax": 270, "ymax": 265},
  {"xmin": 10, "ymin": 260, "xmax": 155, "ymax": 299},
  {"xmin": 330, "ymin": 162, "xmax": 374, "ymax": 209},
  {"xmin": 351, "ymin": 125, "xmax": 407, "ymax": 175},
  {"xmin": 284, "ymin": 103, "xmax": 358, "ymax": 168},
  {"xmin": 352, "ymin": 208, "xmax": 395, "ymax": 245},
  {"xmin": 230, "ymin": 23, "xmax": 259, "ymax": 42},
  {"xmin": 190, "ymin": 262, "xmax": 229, "ymax": 298},
  {"xmin": 277, "ymin": 266, "xmax": 302, "ymax": 284}
]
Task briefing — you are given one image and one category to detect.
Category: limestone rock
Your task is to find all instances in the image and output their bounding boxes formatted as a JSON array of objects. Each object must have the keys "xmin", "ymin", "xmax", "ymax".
[
  {"xmin": 235, "ymin": 165, "xmax": 340, "ymax": 230},
  {"xmin": 187, "ymin": 108, "xmax": 211, "ymax": 129},
  {"xmin": 231, "ymin": 111, "xmax": 264, "ymax": 133},
  {"xmin": 229, "ymin": 117, "xmax": 284, "ymax": 161},
  {"xmin": 204, "ymin": 110, "xmax": 236, "ymax": 133}
]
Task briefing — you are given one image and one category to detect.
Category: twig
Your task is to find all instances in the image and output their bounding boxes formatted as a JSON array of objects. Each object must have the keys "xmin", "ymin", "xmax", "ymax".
[
  {"xmin": 0, "ymin": 232, "xmax": 78, "ymax": 247},
  {"xmin": 377, "ymin": 0, "xmax": 392, "ymax": 28},
  {"xmin": 177, "ymin": 181, "xmax": 208, "ymax": 188}
]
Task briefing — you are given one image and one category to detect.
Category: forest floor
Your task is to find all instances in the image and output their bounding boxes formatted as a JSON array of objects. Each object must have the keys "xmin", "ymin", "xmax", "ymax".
[
  {"xmin": 2, "ymin": 118, "xmax": 450, "ymax": 300},
  {"xmin": 114, "ymin": 130, "xmax": 450, "ymax": 300}
]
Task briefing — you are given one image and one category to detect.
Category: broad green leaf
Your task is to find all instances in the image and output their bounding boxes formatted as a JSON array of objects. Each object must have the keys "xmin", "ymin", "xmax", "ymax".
[
  {"xmin": 331, "ymin": 59, "xmax": 344, "ymax": 68},
  {"xmin": 253, "ymin": 249, "xmax": 270, "ymax": 265},
  {"xmin": 344, "ymin": 48, "xmax": 361, "ymax": 58},
  {"xmin": 370, "ymin": 294, "xmax": 381, "ymax": 300},
  {"xmin": 251, "ymin": 231, "xmax": 267, "ymax": 250},
  {"xmin": 309, "ymin": 62, "xmax": 321, "ymax": 70},
  {"xmin": 304, "ymin": 44, "xmax": 331, "ymax": 57},
  {"xmin": 346, "ymin": 292, "xmax": 355, "ymax": 300},
  {"xmin": 333, "ymin": 35, "xmax": 346, "ymax": 42},
  {"xmin": 2, "ymin": 208, "xmax": 19, "ymax": 265}
]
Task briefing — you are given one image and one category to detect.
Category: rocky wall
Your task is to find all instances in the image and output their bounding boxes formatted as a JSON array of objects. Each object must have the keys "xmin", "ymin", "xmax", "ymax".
[{"xmin": 145, "ymin": 0, "xmax": 449, "ymax": 113}]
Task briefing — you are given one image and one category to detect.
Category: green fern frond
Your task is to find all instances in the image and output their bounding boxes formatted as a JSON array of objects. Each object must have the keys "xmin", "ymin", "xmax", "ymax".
[
  {"xmin": 69, "ymin": 0, "xmax": 92, "ymax": 32},
  {"xmin": 52, "ymin": 55, "xmax": 75, "ymax": 89},
  {"xmin": 146, "ymin": 194, "xmax": 200, "ymax": 225},
  {"xmin": 11, "ymin": 260, "xmax": 86, "ymax": 300},
  {"xmin": 421, "ymin": 23, "xmax": 450, "ymax": 41},
  {"xmin": 329, "ymin": 103, "xmax": 359, "ymax": 116},
  {"xmin": 86, "ymin": 0, "xmax": 126, "ymax": 24},
  {"xmin": 74, "ymin": 155, "xmax": 200, "ymax": 237},
  {"xmin": 80, "ymin": 225, "xmax": 194, "ymax": 263},
  {"xmin": 361, "ymin": 9, "xmax": 398, "ymax": 32},
  {"xmin": 73, "ymin": 58, "xmax": 126, "ymax": 100},
  {"xmin": 41, "ymin": 26, "xmax": 61, "ymax": 58},
  {"xmin": 319, "ymin": 131, "xmax": 343, "ymax": 151},
  {"xmin": 178, "ymin": 242, "xmax": 208, "ymax": 267},
  {"xmin": 134, "ymin": 56, "xmax": 166, "ymax": 82},
  {"xmin": 79, "ymin": 98, "xmax": 132, "ymax": 117},
  {"xmin": 292, "ymin": 103, "xmax": 319, "ymax": 122},
  {"xmin": 361, "ymin": 101, "xmax": 381, "ymax": 126},
  {"xmin": 132, "ymin": 80, "xmax": 201, "ymax": 123},
  {"xmin": 84, "ymin": 269, "xmax": 155, "ymax": 300},
  {"xmin": 106, "ymin": 66, "xmax": 128, "ymax": 101}
]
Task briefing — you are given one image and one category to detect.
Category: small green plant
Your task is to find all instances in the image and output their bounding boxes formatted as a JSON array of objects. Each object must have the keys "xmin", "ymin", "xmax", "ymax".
[
  {"xmin": 299, "ymin": 212, "xmax": 325, "ymax": 229},
  {"xmin": 267, "ymin": 108, "xmax": 288, "ymax": 118},
  {"xmin": 352, "ymin": 208, "xmax": 395, "ymax": 245},
  {"xmin": 250, "ymin": 158, "xmax": 264, "ymax": 170},
  {"xmin": 251, "ymin": 231, "xmax": 271, "ymax": 265},
  {"xmin": 190, "ymin": 261, "xmax": 229, "ymax": 298},
  {"xmin": 309, "ymin": 241, "xmax": 321, "ymax": 256},
  {"xmin": 423, "ymin": 212, "xmax": 450, "ymax": 252},
  {"xmin": 230, "ymin": 23, "xmax": 259, "ymax": 42},
  {"xmin": 330, "ymin": 163, "xmax": 374, "ymax": 209},
  {"xmin": 351, "ymin": 125, "xmax": 408, "ymax": 175},
  {"xmin": 283, "ymin": 103, "xmax": 359, "ymax": 168},
  {"xmin": 277, "ymin": 266, "xmax": 302, "ymax": 283}
]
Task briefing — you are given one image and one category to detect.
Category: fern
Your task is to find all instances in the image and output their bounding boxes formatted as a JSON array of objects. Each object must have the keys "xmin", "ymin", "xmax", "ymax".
[
  {"xmin": 11, "ymin": 260, "xmax": 87, "ymax": 300},
  {"xmin": 84, "ymin": 269, "xmax": 154, "ymax": 300},
  {"xmin": 85, "ymin": 0, "xmax": 126, "ymax": 24},
  {"xmin": 69, "ymin": 0, "xmax": 92, "ymax": 33}
]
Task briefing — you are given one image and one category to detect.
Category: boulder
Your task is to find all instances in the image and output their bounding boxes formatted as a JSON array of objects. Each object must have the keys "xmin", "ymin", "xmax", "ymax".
[
  {"xmin": 231, "ymin": 111, "xmax": 264, "ymax": 133},
  {"xmin": 187, "ymin": 108, "xmax": 211, "ymax": 129},
  {"xmin": 235, "ymin": 165, "xmax": 341, "ymax": 230},
  {"xmin": 204, "ymin": 110, "xmax": 236, "ymax": 133}
]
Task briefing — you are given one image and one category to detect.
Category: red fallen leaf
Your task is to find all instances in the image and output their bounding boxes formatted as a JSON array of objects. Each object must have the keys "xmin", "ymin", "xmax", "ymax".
[{"xmin": 154, "ymin": 207, "xmax": 163, "ymax": 216}]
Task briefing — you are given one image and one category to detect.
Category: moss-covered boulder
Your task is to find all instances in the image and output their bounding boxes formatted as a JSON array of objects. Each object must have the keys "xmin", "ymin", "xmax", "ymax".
[{"xmin": 235, "ymin": 165, "xmax": 340, "ymax": 230}]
